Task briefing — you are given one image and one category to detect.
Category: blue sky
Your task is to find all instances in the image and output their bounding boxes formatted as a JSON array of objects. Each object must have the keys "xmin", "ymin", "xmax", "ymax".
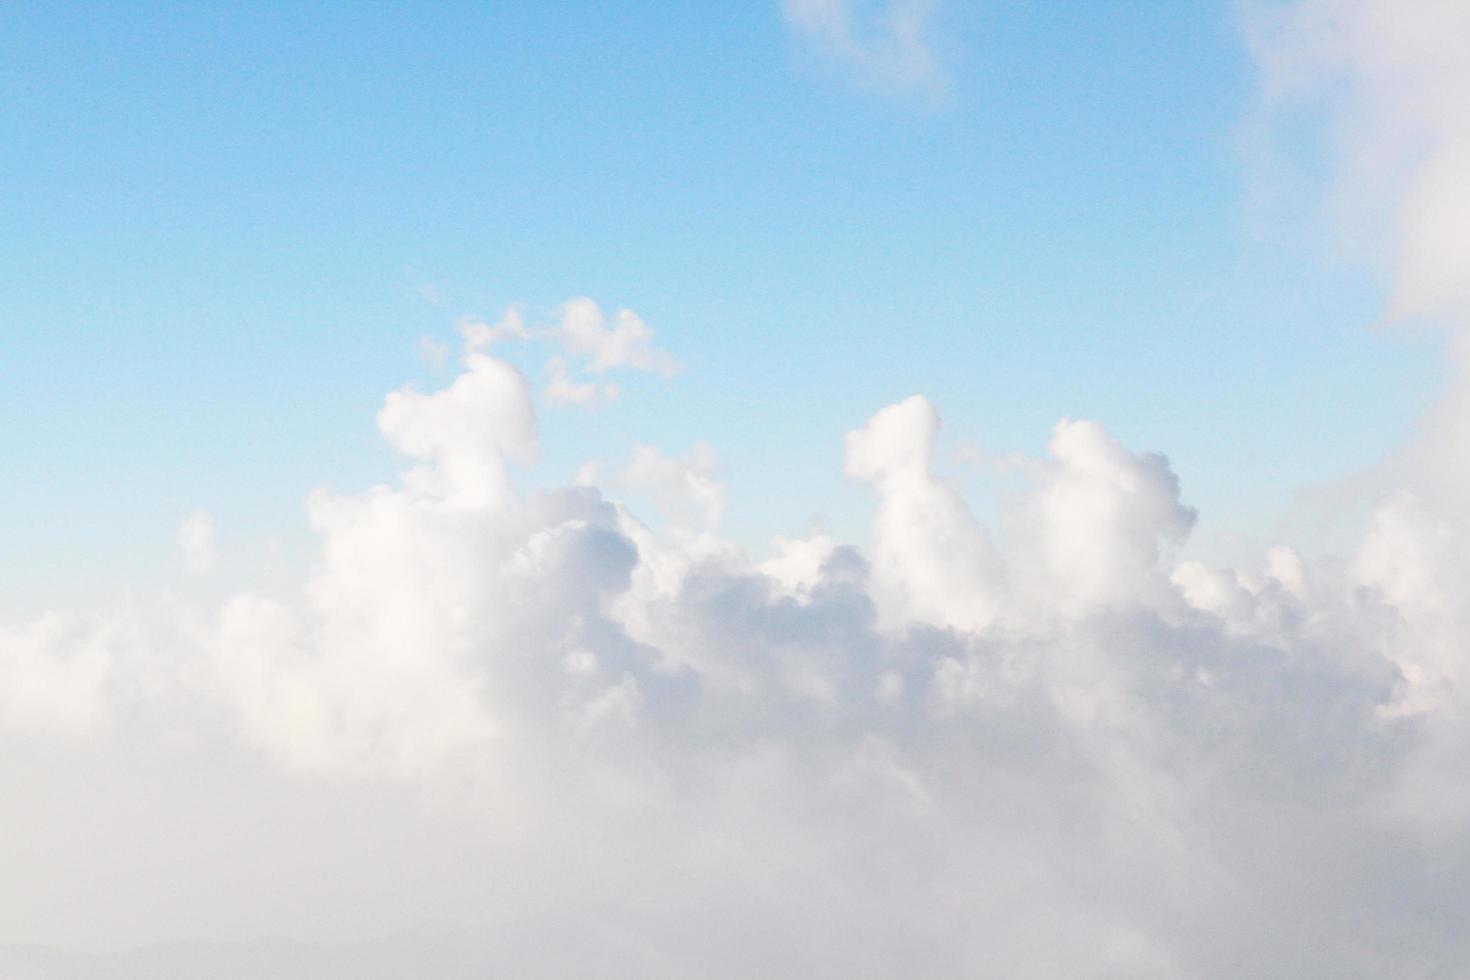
[{"xmin": 1, "ymin": 1, "xmax": 1437, "ymax": 608}]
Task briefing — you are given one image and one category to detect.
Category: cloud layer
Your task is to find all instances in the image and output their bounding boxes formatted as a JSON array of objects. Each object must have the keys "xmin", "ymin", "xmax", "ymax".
[{"xmin": 7, "ymin": 316, "xmax": 1470, "ymax": 975}]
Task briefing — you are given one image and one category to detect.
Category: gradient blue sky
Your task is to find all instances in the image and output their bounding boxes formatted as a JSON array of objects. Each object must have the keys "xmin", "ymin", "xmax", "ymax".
[{"xmin": 1, "ymin": 1, "xmax": 1437, "ymax": 610}]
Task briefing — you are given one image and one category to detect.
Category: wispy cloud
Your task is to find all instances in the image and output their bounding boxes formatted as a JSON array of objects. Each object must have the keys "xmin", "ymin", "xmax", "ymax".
[
  {"xmin": 176, "ymin": 510, "xmax": 217, "ymax": 575},
  {"xmin": 782, "ymin": 0, "xmax": 945, "ymax": 95},
  {"xmin": 1246, "ymin": 0, "xmax": 1470, "ymax": 518}
]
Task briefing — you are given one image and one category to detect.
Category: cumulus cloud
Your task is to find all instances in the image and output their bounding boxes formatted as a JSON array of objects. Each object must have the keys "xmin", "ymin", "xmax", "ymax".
[
  {"xmin": 552, "ymin": 297, "xmax": 680, "ymax": 377},
  {"xmin": 845, "ymin": 394, "xmax": 1000, "ymax": 631},
  {"xmin": 6, "ymin": 322, "xmax": 1470, "ymax": 974},
  {"xmin": 783, "ymin": 0, "xmax": 943, "ymax": 94}
]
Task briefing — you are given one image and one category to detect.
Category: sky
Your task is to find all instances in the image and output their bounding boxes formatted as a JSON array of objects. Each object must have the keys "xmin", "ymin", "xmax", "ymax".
[
  {"xmin": 4, "ymin": 1, "xmax": 1470, "ymax": 977},
  {"xmin": 1, "ymin": 0, "xmax": 1438, "ymax": 611}
]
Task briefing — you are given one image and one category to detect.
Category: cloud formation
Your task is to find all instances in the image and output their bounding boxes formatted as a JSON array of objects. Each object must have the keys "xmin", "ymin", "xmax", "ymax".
[
  {"xmin": 7, "ymin": 304, "xmax": 1470, "ymax": 975},
  {"xmin": 426, "ymin": 298, "xmax": 677, "ymax": 409},
  {"xmin": 554, "ymin": 297, "xmax": 680, "ymax": 378},
  {"xmin": 7, "ymin": 3, "xmax": 1470, "ymax": 975}
]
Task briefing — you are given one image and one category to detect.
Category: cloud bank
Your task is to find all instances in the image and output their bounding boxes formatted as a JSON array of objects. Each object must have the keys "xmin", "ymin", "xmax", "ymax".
[
  {"xmin": 7, "ymin": 2, "xmax": 1470, "ymax": 976},
  {"xmin": 7, "ymin": 324, "xmax": 1470, "ymax": 975}
]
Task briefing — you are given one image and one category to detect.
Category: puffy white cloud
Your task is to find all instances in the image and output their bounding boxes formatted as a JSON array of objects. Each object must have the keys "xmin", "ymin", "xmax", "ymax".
[
  {"xmin": 553, "ymin": 297, "xmax": 679, "ymax": 378},
  {"xmin": 376, "ymin": 350, "xmax": 536, "ymax": 510},
  {"xmin": 758, "ymin": 533, "xmax": 843, "ymax": 600},
  {"xmin": 845, "ymin": 394, "xmax": 1000, "ymax": 631},
  {"xmin": 1013, "ymin": 419, "xmax": 1196, "ymax": 618}
]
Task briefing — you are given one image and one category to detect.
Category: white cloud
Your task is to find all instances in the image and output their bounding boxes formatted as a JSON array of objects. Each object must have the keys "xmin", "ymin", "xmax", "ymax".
[
  {"xmin": 758, "ymin": 533, "xmax": 841, "ymax": 600},
  {"xmin": 1247, "ymin": 0, "xmax": 1470, "ymax": 524},
  {"xmin": 1246, "ymin": 0, "xmax": 1470, "ymax": 323},
  {"xmin": 553, "ymin": 297, "xmax": 680, "ymax": 377},
  {"xmin": 783, "ymin": 0, "xmax": 943, "ymax": 94},
  {"xmin": 430, "ymin": 298, "xmax": 678, "ymax": 409},
  {"xmin": 845, "ymin": 394, "xmax": 1000, "ymax": 631},
  {"xmin": 543, "ymin": 356, "xmax": 618, "ymax": 406},
  {"xmin": 6, "ymin": 336, "xmax": 1470, "ymax": 972},
  {"xmin": 1017, "ymin": 419, "xmax": 1196, "ymax": 617},
  {"xmin": 457, "ymin": 308, "xmax": 530, "ymax": 353},
  {"xmin": 377, "ymin": 351, "xmax": 536, "ymax": 510}
]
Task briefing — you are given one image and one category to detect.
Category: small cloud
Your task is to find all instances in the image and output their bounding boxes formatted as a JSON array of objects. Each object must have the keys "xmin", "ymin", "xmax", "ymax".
[
  {"xmin": 177, "ymin": 510, "xmax": 216, "ymax": 575},
  {"xmin": 554, "ymin": 297, "xmax": 680, "ymax": 377},
  {"xmin": 458, "ymin": 308, "xmax": 530, "ymax": 354},
  {"xmin": 544, "ymin": 357, "xmax": 619, "ymax": 407},
  {"xmin": 419, "ymin": 299, "xmax": 677, "ymax": 410},
  {"xmin": 783, "ymin": 0, "xmax": 944, "ymax": 95},
  {"xmin": 539, "ymin": 298, "xmax": 678, "ymax": 408}
]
